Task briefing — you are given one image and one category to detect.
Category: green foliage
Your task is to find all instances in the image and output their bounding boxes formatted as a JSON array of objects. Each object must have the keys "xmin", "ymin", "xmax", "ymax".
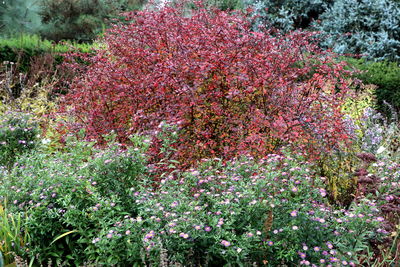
[
  {"xmin": 0, "ymin": 34, "xmax": 96, "ymax": 73},
  {"xmin": 0, "ymin": 200, "xmax": 30, "ymax": 265},
  {"xmin": 39, "ymin": 0, "xmax": 145, "ymax": 42},
  {"xmin": 0, "ymin": 137, "xmax": 148, "ymax": 265},
  {"xmin": 245, "ymin": 0, "xmax": 333, "ymax": 31},
  {"xmin": 0, "ymin": 112, "xmax": 39, "ymax": 170},
  {"xmin": 0, "ymin": 0, "xmax": 42, "ymax": 36},
  {"xmin": 346, "ymin": 58, "xmax": 400, "ymax": 116},
  {"xmin": 313, "ymin": 0, "xmax": 400, "ymax": 62},
  {"xmin": 0, "ymin": 138, "xmax": 388, "ymax": 265},
  {"xmin": 203, "ymin": 0, "xmax": 244, "ymax": 10}
]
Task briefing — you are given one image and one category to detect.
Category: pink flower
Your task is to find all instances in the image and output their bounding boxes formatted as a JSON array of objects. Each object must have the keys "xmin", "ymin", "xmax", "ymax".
[
  {"xmin": 221, "ymin": 240, "xmax": 231, "ymax": 247},
  {"xmin": 179, "ymin": 232, "xmax": 189, "ymax": 239}
]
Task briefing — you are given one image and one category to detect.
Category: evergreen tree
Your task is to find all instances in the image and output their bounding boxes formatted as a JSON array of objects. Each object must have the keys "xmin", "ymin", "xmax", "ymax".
[
  {"xmin": 0, "ymin": 0, "xmax": 42, "ymax": 36},
  {"xmin": 39, "ymin": 0, "xmax": 145, "ymax": 42}
]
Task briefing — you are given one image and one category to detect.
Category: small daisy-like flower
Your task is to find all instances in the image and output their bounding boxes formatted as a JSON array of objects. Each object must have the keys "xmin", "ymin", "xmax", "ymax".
[
  {"xmin": 291, "ymin": 187, "xmax": 298, "ymax": 193},
  {"xmin": 330, "ymin": 257, "xmax": 338, "ymax": 262},
  {"xmin": 298, "ymin": 252, "xmax": 306, "ymax": 259},
  {"xmin": 125, "ymin": 230, "xmax": 131, "ymax": 235},
  {"xmin": 246, "ymin": 232, "xmax": 254, "ymax": 237},
  {"xmin": 106, "ymin": 233, "xmax": 113, "ymax": 238},
  {"xmin": 292, "ymin": 226, "xmax": 299, "ymax": 230},
  {"xmin": 267, "ymin": 241, "xmax": 274, "ymax": 246},
  {"xmin": 221, "ymin": 240, "xmax": 231, "ymax": 247},
  {"xmin": 326, "ymin": 242, "xmax": 333, "ymax": 249},
  {"xmin": 376, "ymin": 217, "xmax": 384, "ymax": 222},
  {"xmin": 256, "ymin": 231, "xmax": 262, "ymax": 235},
  {"xmin": 319, "ymin": 188, "xmax": 327, "ymax": 197},
  {"xmin": 300, "ymin": 260, "xmax": 310, "ymax": 265},
  {"xmin": 204, "ymin": 226, "xmax": 212, "ymax": 232},
  {"xmin": 145, "ymin": 231, "xmax": 155, "ymax": 239},
  {"xmin": 290, "ymin": 210, "xmax": 298, "ymax": 217},
  {"xmin": 194, "ymin": 225, "xmax": 201, "ymax": 230},
  {"xmin": 313, "ymin": 246, "xmax": 320, "ymax": 252},
  {"xmin": 179, "ymin": 233, "xmax": 189, "ymax": 239}
]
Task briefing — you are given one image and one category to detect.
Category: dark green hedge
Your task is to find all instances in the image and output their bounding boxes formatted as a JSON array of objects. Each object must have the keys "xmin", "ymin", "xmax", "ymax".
[{"xmin": 346, "ymin": 58, "xmax": 400, "ymax": 117}]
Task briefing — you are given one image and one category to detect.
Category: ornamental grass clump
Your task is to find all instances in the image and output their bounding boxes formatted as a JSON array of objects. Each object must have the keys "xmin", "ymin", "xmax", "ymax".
[{"xmin": 61, "ymin": 4, "xmax": 354, "ymax": 166}]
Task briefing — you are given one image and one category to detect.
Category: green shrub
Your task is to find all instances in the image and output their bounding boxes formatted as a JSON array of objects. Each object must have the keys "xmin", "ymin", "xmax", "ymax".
[
  {"xmin": 346, "ymin": 58, "xmax": 400, "ymax": 116},
  {"xmin": 0, "ymin": 112, "xmax": 39, "ymax": 170},
  {"xmin": 39, "ymin": 0, "xmax": 145, "ymax": 42},
  {"xmin": 0, "ymin": 34, "xmax": 96, "ymax": 73}
]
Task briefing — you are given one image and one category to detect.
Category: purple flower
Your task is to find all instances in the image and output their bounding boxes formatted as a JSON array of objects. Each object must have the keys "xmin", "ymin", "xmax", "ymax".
[
  {"xmin": 290, "ymin": 210, "xmax": 298, "ymax": 217},
  {"xmin": 204, "ymin": 226, "xmax": 212, "ymax": 232}
]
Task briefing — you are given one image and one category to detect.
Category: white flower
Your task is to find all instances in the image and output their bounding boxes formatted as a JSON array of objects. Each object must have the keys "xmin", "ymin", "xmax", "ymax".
[
  {"xmin": 377, "ymin": 146, "xmax": 386, "ymax": 154},
  {"xmin": 41, "ymin": 138, "xmax": 51, "ymax": 145}
]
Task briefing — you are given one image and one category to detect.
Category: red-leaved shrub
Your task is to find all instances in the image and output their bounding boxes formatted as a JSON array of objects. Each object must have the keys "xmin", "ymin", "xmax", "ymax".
[{"xmin": 60, "ymin": 5, "xmax": 353, "ymax": 166}]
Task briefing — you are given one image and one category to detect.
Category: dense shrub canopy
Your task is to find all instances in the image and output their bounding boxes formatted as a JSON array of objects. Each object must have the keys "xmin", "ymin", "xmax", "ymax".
[{"xmin": 61, "ymin": 6, "xmax": 353, "ymax": 165}]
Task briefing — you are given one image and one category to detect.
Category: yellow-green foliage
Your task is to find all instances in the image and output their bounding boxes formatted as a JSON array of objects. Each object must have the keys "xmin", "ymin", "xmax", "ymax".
[
  {"xmin": 0, "ymin": 61, "xmax": 57, "ymax": 119},
  {"xmin": 341, "ymin": 83, "xmax": 376, "ymax": 141},
  {"xmin": 342, "ymin": 84, "xmax": 376, "ymax": 121},
  {"xmin": 316, "ymin": 149, "xmax": 360, "ymax": 205},
  {"xmin": 0, "ymin": 80, "xmax": 56, "ymax": 117},
  {"xmin": 0, "ymin": 34, "xmax": 98, "ymax": 53}
]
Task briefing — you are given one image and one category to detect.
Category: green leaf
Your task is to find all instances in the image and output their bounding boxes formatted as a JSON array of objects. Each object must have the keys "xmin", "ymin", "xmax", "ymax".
[{"xmin": 50, "ymin": 230, "xmax": 78, "ymax": 246}]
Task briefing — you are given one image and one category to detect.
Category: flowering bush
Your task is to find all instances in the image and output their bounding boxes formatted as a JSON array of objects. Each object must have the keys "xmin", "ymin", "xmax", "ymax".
[
  {"xmin": 0, "ymin": 137, "xmax": 388, "ymax": 265},
  {"xmin": 0, "ymin": 111, "xmax": 38, "ymax": 170},
  {"xmin": 61, "ymin": 5, "xmax": 353, "ymax": 166}
]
